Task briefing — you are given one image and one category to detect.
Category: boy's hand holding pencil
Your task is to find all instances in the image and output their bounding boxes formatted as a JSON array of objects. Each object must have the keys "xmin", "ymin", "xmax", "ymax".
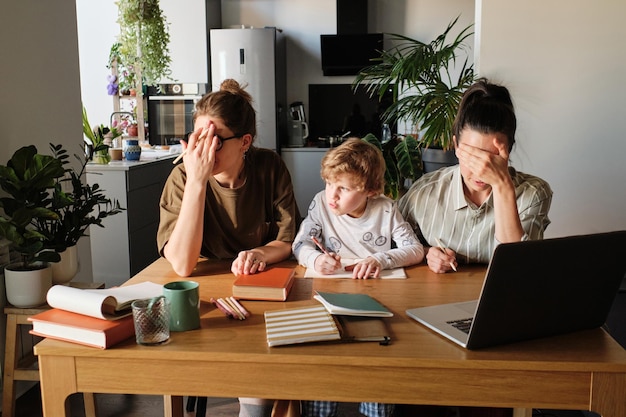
[{"xmin": 311, "ymin": 236, "xmax": 342, "ymax": 275}]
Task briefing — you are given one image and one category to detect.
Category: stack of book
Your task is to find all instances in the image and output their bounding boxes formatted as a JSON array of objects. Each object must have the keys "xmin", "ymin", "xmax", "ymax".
[
  {"xmin": 264, "ymin": 291, "xmax": 393, "ymax": 347},
  {"xmin": 28, "ymin": 282, "xmax": 164, "ymax": 349}
]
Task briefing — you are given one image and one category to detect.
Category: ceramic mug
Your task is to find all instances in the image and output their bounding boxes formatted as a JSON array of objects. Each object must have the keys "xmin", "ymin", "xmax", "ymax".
[
  {"xmin": 163, "ymin": 281, "xmax": 200, "ymax": 331},
  {"xmin": 109, "ymin": 148, "xmax": 123, "ymax": 161}
]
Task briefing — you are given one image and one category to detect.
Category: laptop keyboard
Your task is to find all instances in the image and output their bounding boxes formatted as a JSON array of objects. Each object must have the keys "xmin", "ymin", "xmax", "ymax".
[{"xmin": 447, "ymin": 317, "xmax": 473, "ymax": 334}]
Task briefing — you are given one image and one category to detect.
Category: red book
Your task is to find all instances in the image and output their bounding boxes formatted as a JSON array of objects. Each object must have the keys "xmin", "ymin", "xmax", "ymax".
[
  {"xmin": 28, "ymin": 308, "xmax": 135, "ymax": 349},
  {"xmin": 232, "ymin": 267, "xmax": 296, "ymax": 301}
]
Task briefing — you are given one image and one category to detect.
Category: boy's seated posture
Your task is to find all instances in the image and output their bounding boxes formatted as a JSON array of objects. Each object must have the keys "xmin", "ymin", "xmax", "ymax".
[{"xmin": 292, "ymin": 138, "xmax": 424, "ymax": 417}]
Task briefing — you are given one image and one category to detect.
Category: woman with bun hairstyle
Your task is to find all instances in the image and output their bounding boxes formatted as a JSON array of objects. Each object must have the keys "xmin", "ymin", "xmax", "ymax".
[{"xmin": 157, "ymin": 79, "xmax": 300, "ymax": 417}]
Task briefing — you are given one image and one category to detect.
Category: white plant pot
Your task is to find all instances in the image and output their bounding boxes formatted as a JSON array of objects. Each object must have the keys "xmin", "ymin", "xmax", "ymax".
[
  {"xmin": 51, "ymin": 245, "xmax": 79, "ymax": 285},
  {"xmin": 4, "ymin": 263, "xmax": 52, "ymax": 308}
]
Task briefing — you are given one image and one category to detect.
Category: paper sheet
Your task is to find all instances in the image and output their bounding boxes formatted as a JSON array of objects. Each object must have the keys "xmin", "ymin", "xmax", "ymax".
[{"xmin": 304, "ymin": 259, "xmax": 406, "ymax": 279}]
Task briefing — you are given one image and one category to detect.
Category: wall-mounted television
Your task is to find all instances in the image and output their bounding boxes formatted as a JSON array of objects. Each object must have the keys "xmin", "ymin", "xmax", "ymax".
[
  {"xmin": 320, "ymin": 33, "xmax": 383, "ymax": 76},
  {"xmin": 308, "ymin": 83, "xmax": 396, "ymax": 141}
]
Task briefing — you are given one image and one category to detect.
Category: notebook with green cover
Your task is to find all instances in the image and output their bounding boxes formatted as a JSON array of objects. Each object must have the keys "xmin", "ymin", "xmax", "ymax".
[{"xmin": 313, "ymin": 291, "xmax": 393, "ymax": 317}]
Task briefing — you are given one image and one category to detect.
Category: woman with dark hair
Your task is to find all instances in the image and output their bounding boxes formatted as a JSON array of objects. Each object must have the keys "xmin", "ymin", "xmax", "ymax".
[{"xmin": 398, "ymin": 78, "xmax": 553, "ymax": 273}]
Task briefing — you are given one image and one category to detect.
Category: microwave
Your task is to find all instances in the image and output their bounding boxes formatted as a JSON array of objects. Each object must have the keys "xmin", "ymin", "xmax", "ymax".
[{"xmin": 147, "ymin": 83, "xmax": 209, "ymax": 146}]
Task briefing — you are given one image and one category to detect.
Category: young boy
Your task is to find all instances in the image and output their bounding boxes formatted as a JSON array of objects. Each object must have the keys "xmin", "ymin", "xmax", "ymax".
[
  {"xmin": 292, "ymin": 138, "xmax": 424, "ymax": 417},
  {"xmin": 293, "ymin": 138, "xmax": 424, "ymax": 279}
]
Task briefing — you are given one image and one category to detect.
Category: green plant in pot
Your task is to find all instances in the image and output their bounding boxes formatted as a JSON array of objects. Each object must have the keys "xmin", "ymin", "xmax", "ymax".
[
  {"xmin": 83, "ymin": 106, "xmax": 112, "ymax": 164},
  {"xmin": 115, "ymin": 0, "xmax": 173, "ymax": 91},
  {"xmin": 361, "ymin": 133, "xmax": 422, "ymax": 200},
  {"xmin": 37, "ymin": 144, "xmax": 125, "ymax": 285},
  {"xmin": 353, "ymin": 17, "xmax": 476, "ymax": 173},
  {"xmin": 0, "ymin": 146, "xmax": 64, "ymax": 307}
]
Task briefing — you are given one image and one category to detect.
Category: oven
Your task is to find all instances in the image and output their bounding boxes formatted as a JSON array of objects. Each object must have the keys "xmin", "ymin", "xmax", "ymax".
[{"xmin": 147, "ymin": 83, "xmax": 209, "ymax": 146}]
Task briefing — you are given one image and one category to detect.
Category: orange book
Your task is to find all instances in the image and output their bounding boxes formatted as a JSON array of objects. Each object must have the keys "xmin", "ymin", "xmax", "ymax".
[
  {"xmin": 28, "ymin": 308, "xmax": 135, "ymax": 349},
  {"xmin": 232, "ymin": 267, "xmax": 296, "ymax": 301}
]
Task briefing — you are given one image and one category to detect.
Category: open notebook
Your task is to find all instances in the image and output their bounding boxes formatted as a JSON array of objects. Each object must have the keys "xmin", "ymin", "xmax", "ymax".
[
  {"xmin": 304, "ymin": 259, "xmax": 406, "ymax": 279},
  {"xmin": 406, "ymin": 231, "xmax": 626, "ymax": 349}
]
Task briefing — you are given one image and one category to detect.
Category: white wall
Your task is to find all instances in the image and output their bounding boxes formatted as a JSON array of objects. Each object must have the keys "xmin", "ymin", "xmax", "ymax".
[
  {"xmin": 75, "ymin": 0, "xmax": 120, "ymax": 129},
  {"xmin": 0, "ymin": 0, "xmax": 85, "ymax": 402},
  {"xmin": 477, "ymin": 0, "xmax": 626, "ymax": 237},
  {"xmin": 0, "ymin": 0, "xmax": 93, "ymax": 284},
  {"xmin": 220, "ymin": 0, "xmax": 474, "ymax": 114}
]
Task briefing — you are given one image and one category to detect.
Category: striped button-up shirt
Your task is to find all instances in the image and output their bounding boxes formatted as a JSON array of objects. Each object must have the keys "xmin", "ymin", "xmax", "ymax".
[{"xmin": 397, "ymin": 165, "xmax": 552, "ymax": 264}]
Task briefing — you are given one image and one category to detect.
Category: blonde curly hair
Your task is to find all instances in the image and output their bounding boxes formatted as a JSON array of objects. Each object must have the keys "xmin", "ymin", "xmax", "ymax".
[{"xmin": 320, "ymin": 138, "xmax": 385, "ymax": 194}]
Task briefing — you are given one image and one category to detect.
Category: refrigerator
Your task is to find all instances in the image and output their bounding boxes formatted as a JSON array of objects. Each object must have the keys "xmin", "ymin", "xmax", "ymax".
[{"xmin": 210, "ymin": 27, "xmax": 287, "ymax": 151}]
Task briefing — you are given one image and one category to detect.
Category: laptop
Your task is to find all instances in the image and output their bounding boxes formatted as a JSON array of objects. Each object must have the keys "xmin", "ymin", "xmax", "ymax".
[{"xmin": 406, "ymin": 231, "xmax": 626, "ymax": 349}]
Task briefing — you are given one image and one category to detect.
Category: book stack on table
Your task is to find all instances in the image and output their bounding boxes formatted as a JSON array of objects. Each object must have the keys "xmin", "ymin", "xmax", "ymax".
[
  {"xmin": 264, "ymin": 291, "xmax": 393, "ymax": 347},
  {"xmin": 28, "ymin": 282, "xmax": 164, "ymax": 349}
]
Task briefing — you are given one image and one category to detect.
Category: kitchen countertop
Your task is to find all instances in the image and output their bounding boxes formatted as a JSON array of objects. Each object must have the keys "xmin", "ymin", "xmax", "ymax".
[{"xmin": 86, "ymin": 150, "xmax": 178, "ymax": 171}]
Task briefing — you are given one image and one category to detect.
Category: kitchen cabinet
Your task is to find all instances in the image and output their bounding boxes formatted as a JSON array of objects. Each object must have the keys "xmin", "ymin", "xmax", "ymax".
[
  {"xmin": 281, "ymin": 148, "xmax": 326, "ymax": 218},
  {"xmin": 86, "ymin": 156, "xmax": 176, "ymax": 287}
]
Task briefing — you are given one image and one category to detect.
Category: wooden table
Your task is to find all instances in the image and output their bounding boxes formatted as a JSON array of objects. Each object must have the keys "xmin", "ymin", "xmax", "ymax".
[{"xmin": 34, "ymin": 258, "xmax": 626, "ymax": 417}]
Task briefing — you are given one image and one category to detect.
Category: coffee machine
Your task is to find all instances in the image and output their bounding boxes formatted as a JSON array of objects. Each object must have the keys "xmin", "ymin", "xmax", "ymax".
[{"xmin": 287, "ymin": 101, "xmax": 309, "ymax": 147}]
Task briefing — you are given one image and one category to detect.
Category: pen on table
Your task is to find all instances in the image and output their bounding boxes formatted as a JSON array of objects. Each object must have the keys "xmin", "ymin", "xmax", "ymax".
[
  {"xmin": 228, "ymin": 297, "xmax": 250, "ymax": 318},
  {"xmin": 435, "ymin": 237, "xmax": 457, "ymax": 272},
  {"xmin": 210, "ymin": 297, "xmax": 234, "ymax": 319}
]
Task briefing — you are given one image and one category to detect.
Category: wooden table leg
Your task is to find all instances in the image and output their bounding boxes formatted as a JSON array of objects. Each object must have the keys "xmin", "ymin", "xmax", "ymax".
[
  {"xmin": 591, "ymin": 372, "xmax": 626, "ymax": 417},
  {"xmin": 38, "ymin": 356, "xmax": 78, "ymax": 417},
  {"xmin": 164, "ymin": 394, "xmax": 184, "ymax": 417},
  {"xmin": 3, "ymin": 313, "xmax": 19, "ymax": 417},
  {"xmin": 83, "ymin": 393, "xmax": 97, "ymax": 417},
  {"xmin": 512, "ymin": 408, "xmax": 532, "ymax": 417}
]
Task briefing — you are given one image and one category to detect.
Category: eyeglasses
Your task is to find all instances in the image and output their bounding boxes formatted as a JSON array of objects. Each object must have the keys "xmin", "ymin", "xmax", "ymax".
[{"xmin": 184, "ymin": 132, "xmax": 242, "ymax": 151}]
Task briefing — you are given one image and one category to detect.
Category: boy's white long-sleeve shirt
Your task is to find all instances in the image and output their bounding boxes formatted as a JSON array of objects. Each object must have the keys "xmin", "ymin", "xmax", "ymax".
[{"xmin": 292, "ymin": 192, "xmax": 424, "ymax": 270}]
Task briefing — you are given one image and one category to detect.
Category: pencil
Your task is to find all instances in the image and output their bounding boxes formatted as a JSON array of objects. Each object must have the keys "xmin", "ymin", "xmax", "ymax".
[
  {"xmin": 435, "ymin": 237, "xmax": 457, "ymax": 272},
  {"xmin": 223, "ymin": 297, "xmax": 245, "ymax": 320},
  {"xmin": 171, "ymin": 149, "xmax": 186, "ymax": 164},
  {"xmin": 311, "ymin": 236, "xmax": 331, "ymax": 256},
  {"xmin": 222, "ymin": 297, "xmax": 245, "ymax": 320},
  {"xmin": 215, "ymin": 297, "xmax": 237, "ymax": 319},
  {"xmin": 228, "ymin": 297, "xmax": 250, "ymax": 318},
  {"xmin": 210, "ymin": 297, "xmax": 234, "ymax": 319}
]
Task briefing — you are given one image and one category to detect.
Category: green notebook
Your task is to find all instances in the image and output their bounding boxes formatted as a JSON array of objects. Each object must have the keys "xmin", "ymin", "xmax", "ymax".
[{"xmin": 314, "ymin": 291, "xmax": 393, "ymax": 317}]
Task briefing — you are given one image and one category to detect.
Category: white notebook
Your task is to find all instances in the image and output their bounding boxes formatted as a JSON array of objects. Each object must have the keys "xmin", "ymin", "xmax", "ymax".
[
  {"xmin": 264, "ymin": 305, "xmax": 341, "ymax": 347},
  {"xmin": 304, "ymin": 259, "xmax": 406, "ymax": 279}
]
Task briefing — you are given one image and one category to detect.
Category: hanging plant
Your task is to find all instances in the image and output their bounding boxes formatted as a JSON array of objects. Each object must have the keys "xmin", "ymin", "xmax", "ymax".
[{"xmin": 115, "ymin": 0, "xmax": 173, "ymax": 89}]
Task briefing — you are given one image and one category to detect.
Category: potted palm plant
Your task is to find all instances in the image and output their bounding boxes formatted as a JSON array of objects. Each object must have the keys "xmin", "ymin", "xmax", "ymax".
[
  {"xmin": 0, "ymin": 146, "xmax": 64, "ymax": 307},
  {"xmin": 361, "ymin": 133, "xmax": 421, "ymax": 200},
  {"xmin": 353, "ymin": 17, "xmax": 476, "ymax": 173}
]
